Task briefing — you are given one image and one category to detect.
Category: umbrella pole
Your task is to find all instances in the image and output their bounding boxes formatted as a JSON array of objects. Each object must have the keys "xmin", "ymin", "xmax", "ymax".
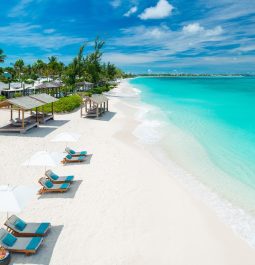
[{"xmin": 7, "ymin": 185, "xmax": 9, "ymax": 220}]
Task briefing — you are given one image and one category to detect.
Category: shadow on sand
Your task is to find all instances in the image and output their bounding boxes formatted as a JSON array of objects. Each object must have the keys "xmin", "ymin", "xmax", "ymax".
[
  {"xmin": 44, "ymin": 119, "xmax": 70, "ymax": 128},
  {"xmin": 11, "ymin": 225, "xmax": 64, "ymax": 265},
  {"xmin": 38, "ymin": 180, "xmax": 83, "ymax": 199},
  {"xmin": 84, "ymin": 111, "xmax": 116, "ymax": 122}
]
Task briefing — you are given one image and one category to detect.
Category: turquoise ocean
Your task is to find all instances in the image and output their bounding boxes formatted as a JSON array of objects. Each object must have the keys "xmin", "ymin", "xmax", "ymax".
[{"xmin": 128, "ymin": 77, "xmax": 255, "ymax": 244}]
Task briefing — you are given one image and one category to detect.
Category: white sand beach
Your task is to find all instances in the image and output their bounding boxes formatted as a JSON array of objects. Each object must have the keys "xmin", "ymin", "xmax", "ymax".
[{"xmin": 0, "ymin": 82, "xmax": 255, "ymax": 265}]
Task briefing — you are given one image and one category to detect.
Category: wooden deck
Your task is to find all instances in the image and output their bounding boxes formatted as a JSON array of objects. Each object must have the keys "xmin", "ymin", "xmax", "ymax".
[
  {"xmin": 81, "ymin": 107, "xmax": 106, "ymax": 118},
  {"xmin": 30, "ymin": 113, "xmax": 54, "ymax": 124},
  {"xmin": 0, "ymin": 120, "xmax": 39, "ymax": 134}
]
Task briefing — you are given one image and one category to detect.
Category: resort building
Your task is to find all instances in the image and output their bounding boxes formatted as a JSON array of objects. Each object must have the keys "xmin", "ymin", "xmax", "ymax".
[{"xmin": 0, "ymin": 81, "xmax": 63, "ymax": 98}]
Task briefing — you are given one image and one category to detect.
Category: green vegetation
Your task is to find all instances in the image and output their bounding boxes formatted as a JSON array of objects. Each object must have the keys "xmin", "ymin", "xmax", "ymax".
[
  {"xmin": 0, "ymin": 95, "xmax": 6, "ymax": 101},
  {"xmin": 0, "ymin": 49, "xmax": 6, "ymax": 63},
  {"xmin": 78, "ymin": 85, "xmax": 112, "ymax": 97},
  {"xmin": 39, "ymin": 94, "xmax": 83, "ymax": 113},
  {"xmin": 0, "ymin": 37, "xmax": 125, "ymax": 113},
  {"xmin": 13, "ymin": 92, "xmax": 22, "ymax": 98},
  {"xmin": 0, "ymin": 37, "xmax": 124, "ymax": 87}
]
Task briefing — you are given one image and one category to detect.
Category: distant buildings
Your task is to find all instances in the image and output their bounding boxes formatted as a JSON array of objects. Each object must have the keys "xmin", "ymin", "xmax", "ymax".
[
  {"xmin": 0, "ymin": 80, "xmax": 63, "ymax": 98},
  {"xmin": 0, "ymin": 79, "xmax": 96, "ymax": 99}
]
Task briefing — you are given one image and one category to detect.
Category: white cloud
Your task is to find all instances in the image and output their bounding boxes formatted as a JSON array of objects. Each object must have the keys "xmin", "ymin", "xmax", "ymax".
[
  {"xmin": 103, "ymin": 51, "xmax": 169, "ymax": 65},
  {"xmin": 235, "ymin": 45, "xmax": 255, "ymax": 52},
  {"xmin": 198, "ymin": 0, "xmax": 255, "ymax": 22},
  {"xmin": 139, "ymin": 0, "xmax": 174, "ymax": 20},
  {"xmin": 115, "ymin": 24, "xmax": 224, "ymax": 50},
  {"xmin": 183, "ymin": 23, "xmax": 204, "ymax": 34},
  {"xmin": 8, "ymin": 0, "xmax": 40, "ymax": 17},
  {"xmin": 107, "ymin": 23, "xmax": 226, "ymax": 67},
  {"xmin": 183, "ymin": 23, "xmax": 223, "ymax": 36},
  {"xmin": 110, "ymin": 0, "xmax": 121, "ymax": 8},
  {"xmin": 205, "ymin": 26, "xmax": 223, "ymax": 36},
  {"xmin": 104, "ymin": 50, "xmax": 255, "ymax": 71},
  {"xmin": 124, "ymin": 6, "xmax": 138, "ymax": 17},
  {"xmin": 0, "ymin": 23, "xmax": 84, "ymax": 50}
]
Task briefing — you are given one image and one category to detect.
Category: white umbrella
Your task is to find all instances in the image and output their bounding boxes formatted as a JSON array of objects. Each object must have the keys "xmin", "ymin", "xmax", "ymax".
[
  {"xmin": 51, "ymin": 132, "xmax": 81, "ymax": 147},
  {"xmin": 22, "ymin": 151, "xmax": 59, "ymax": 172},
  {"xmin": 0, "ymin": 185, "xmax": 37, "ymax": 218}
]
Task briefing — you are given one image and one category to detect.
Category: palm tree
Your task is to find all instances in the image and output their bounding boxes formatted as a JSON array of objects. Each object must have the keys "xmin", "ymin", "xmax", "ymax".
[
  {"xmin": 14, "ymin": 59, "xmax": 25, "ymax": 81},
  {"xmin": 84, "ymin": 37, "xmax": 105, "ymax": 84},
  {"xmin": 63, "ymin": 43, "xmax": 86, "ymax": 87},
  {"xmin": 47, "ymin": 56, "xmax": 64, "ymax": 80},
  {"xmin": 0, "ymin": 49, "xmax": 6, "ymax": 63},
  {"xmin": 32, "ymin": 59, "xmax": 46, "ymax": 77}
]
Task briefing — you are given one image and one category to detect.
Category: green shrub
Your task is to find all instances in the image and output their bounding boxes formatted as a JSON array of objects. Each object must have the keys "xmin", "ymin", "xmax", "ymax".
[
  {"xmin": 84, "ymin": 86, "xmax": 111, "ymax": 95},
  {"xmin": 78, "ymin": 92, "xmax": 92, "ymax": 97},
  {"xmin": 14, "ymin": 92, "xmax": 22, "ymax": 98},
  {"xmin": 0, "ymin": 95, "xmax": 6, "ymax": 101},
  {"xmin": 39, "ymin": 94, "xmax": 83, "ymax": 113},
  {"xmin": 25, "ymin": 79, "xmax": 34, "ymax": 84}
]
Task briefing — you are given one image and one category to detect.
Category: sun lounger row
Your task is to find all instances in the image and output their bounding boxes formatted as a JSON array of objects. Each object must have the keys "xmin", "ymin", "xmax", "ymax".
[
  {"xmin": 0, "ymin": 215, "xmax": 50, "ymax": 255},
  {"xmin": 1, "ymin": 169, "xmax": 77, "ymax": 256},
  {"xmin": 0, "ymin": 146, "xmax": 90, "ymax": 258}
]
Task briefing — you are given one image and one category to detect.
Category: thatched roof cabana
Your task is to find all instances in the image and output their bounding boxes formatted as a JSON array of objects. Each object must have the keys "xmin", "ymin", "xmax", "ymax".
[
  {"xmin": 29, "ymin": 93, "xmax": 58, "ymax": 123},
  {"xmin": 76, "ymin": 81, "xmax": 94, "ymax": 91},
  {"xmin": 30, "ymin": 93, "xmax": 58, "ymax": 104},
  {"xmin": 0, "ymin": 94, "xmax": 58, "ymax": 133},
  {"xmin": 0, "ymin": 96, "xmax": 44, "ymax": 133},
  {"xmin": 81, "ymin": 94, "xmax": 109, "ymax": 118},
  {"xmin": 5, "ymin": 96, "xmax": 44, "ymax": 110},
  {"xmin": 34, "ymin": 82, "xmax": 63, "ymax": 98}
]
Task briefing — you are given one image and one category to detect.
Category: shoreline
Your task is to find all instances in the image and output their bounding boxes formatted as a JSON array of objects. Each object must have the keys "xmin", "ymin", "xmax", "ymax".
[
  {"xmin": 0, "ymin": 84, "xmax": 255, "ymax": 263},
  {"xmin": 112, "ymin": 79, "xmax": 255, "ymax": 248}
]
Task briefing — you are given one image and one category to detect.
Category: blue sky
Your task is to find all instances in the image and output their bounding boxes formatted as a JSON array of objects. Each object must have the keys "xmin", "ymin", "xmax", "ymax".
[{"xmin": 0, "ymin": 0, "xmax": 255, "ymax": 73}]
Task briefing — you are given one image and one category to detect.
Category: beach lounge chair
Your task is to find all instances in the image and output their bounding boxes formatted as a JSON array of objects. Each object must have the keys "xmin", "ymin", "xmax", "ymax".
[
  {"xmin": 65, "ymin": 147, "xmax": 87, "ymax": 157},
  {"xmin": 38, "ymin": 177, "xmax": 70, "ymax": 194},
  {"xmin": 5, "ymin": 215, "xmax": 50, "ymax": 237},
  {"xmin": 61, "ymin": 154, "xmax": 86, "ymax": 164},
  {"xmin": 0, "ymin": 228, "xmax": 43, "ymax": 255},
  {"xmin": 11, "ymin": 119, "xmax": 30, "ymax": 127},
  {"xmin": 45, "ymin": 169, "xmax": 74, "ymax": 183}
]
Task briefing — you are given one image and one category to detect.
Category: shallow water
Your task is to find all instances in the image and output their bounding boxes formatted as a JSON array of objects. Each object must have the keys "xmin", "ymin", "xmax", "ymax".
[{"xmin": 129, "ymin": 77, "xmax": 255, "ymax": 215}]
